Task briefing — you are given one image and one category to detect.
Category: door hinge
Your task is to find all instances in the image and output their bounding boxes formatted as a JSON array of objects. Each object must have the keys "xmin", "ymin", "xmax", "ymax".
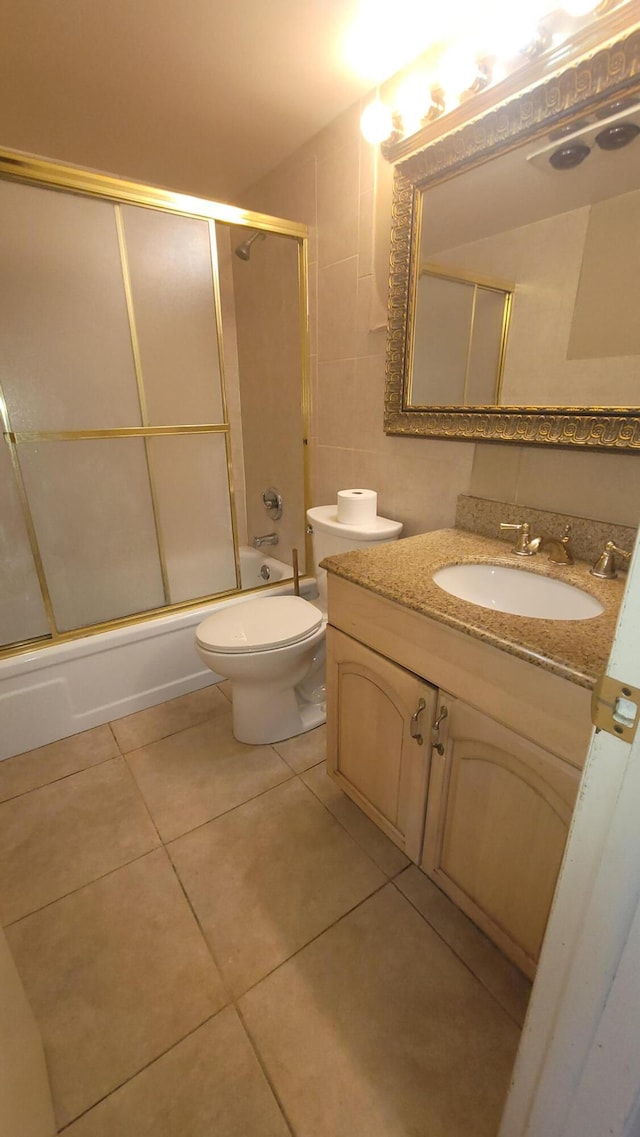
[{"xmin": 591, "ymin": 674, "xmax": 640, "ymax": 743}]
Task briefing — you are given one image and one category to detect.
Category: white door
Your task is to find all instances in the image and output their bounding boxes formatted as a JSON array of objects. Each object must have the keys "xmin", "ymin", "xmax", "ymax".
[{"xmin": 500, "ymin": 525, "xmax": 640, "ymax": 1137}]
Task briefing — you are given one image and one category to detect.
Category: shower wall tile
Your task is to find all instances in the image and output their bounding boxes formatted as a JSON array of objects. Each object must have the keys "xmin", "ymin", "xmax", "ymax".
[
  {"xmin": 317, "ymin": 144, "xmax": 359, "ymax": 268},
  {"xmin": 242, "ymin": 97, "xmax": 473, "ymax": 534},
  {"xmin": 312, "ymin": 447, "xmax": 355, "ymax": 511},
  {"xmin": 317, "ymin": 256, "xmax": 359, "ymax": 363},
  {"xmin": 242, "ymin": 86, "xmax": 634, "ymax": 534},
  {"xmin": 232, "ymin": 230, "xmax": 305, "ymax": 565},
  {"xmin": 515, "ymin": 448, "xmax": 640, "ymax": 528},
  {"xmin": 308, "ymin": 258, "xmax": 318, "ymax": 358},
  {"xmin": 469, "ymin": 445, "xmax": 522, "ymax": 504},
  {"xmin": 469, "ymin": 443, "xmax": 640, "ymax": 529},
  {"xmin": 352, "ymin": 356, "xmax": 386, "ymax": 452},
  {"xmin": 357, "ymin": 188, "xmax": 374, "ymax": 277},
  {"xmin": 355, "ymin": 273, "xmax": 387, "ymax": 358},
  {"xmin": 316, "ymin": 360, "xmax": 356, "ymax": 449}
]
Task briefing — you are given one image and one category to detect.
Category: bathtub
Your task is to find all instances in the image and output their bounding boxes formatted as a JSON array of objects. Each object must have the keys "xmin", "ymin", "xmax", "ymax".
[{"xmin": 0, "ymin": 547, "xmax": 313, "ymax": 761}]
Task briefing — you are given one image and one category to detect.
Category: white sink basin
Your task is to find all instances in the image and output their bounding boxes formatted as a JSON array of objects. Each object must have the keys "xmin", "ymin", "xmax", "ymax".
[{"xmin": 433, "ymin": 563, "xmax": 604, "ymax": 621}]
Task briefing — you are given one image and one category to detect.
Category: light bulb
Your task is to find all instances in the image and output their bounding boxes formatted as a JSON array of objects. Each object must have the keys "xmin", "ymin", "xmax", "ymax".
[
  {"xmin": 560, "ymin": 0, "xmax": 597, "ymax": 15},
  {"xmin": 395, "ymin": 73, "xmax": 434, "ymax": 137},
  {"xmin": 436, "ymin": 46, "xmax": 481, "ymax": 108},
  {"xmin": 478, "ymin": 0, "xmax": 551, "ymax": 59},
  {"xmin": 360, "ymin": 100, "xmax": 394, "ymax": 145}
]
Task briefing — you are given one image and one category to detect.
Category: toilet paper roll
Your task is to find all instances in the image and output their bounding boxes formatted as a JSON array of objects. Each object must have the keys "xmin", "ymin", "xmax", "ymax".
[{"xmin": 336, "ymin": 488, "xmax": 378, "ymax": 526}]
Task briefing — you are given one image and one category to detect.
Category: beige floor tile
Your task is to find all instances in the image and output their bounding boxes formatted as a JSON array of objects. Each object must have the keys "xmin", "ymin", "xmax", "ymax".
[
  {"xmin": 240, "ymin": 885, "xmax": 519, "ymax": 1137},
  {"xmin": 218, "ymin": 679, "xmax": 232, "ymax": 702},
  {"xmin": 0, "ymin": 758, "xmax": 159, "ymax": 925},
  {"xmin": 170, "ymin": 778, "xmax": 385, "ymax": 996},
  {"xmin": 302, "ymin": 763, "xmax": 410, "ymax": 878},
  {"xmin": 63, "ymin": 1007, "xmax": 290, "ymax": 1137},
  {"xmin": 273, "ymin": 724, "xmax": 327, "ymax": 772},
  {"xmin": 395, "ymin": 866, "xmax": 532, "ymax": 1027},
  {"xmin": 6, "ymin": 849, "xmax": 226, "ymax": 1130},
  {"xmin": 0, "ymin": 725, "xmax": 119, "ymax": 803},
  {"xmin": 110, "ymin": 685, "xmax": 228, "ymax": 752},
  {"xmin": 126, "ymin": 713, "xmax": 292, "ymax": 842}
]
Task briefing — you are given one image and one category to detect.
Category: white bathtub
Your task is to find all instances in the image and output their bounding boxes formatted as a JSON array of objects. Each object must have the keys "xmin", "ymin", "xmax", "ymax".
[
  {"xmin": 238, "ymin": 546, "xmax": 292, "ymax": 589},
  {"xmin": 0, "ymin": 548, "xmax": 312, "ymax": 761}
]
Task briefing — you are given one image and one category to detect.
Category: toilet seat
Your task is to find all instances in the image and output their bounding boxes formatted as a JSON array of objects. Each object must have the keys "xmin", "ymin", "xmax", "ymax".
[{"xmin": 196, "ymin": 595, "xmax": 323, "ymax": 654}]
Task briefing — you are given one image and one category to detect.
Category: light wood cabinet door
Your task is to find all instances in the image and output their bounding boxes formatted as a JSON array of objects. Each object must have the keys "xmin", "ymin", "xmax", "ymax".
[
  {"xmin": 326, "ymin": 626, "xmax": 437, "ymax": 862},
  {"xmin": 423, "ymin": 695, "xmax": 581, "ymax": 978}
]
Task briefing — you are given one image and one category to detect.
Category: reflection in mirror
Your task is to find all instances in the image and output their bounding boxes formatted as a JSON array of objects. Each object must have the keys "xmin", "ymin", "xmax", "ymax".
[
  {"xmin": 414, "ymin": 101, "xmax": 640, "ymax": 410},
  {"xmin": 410, "ymin": 265, "xmax": 512, "ymax": 406}
]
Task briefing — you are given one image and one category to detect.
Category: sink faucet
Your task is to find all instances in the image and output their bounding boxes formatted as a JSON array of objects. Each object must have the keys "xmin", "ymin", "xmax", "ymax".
[
  {"xmin": 252, "ymin": 532, "xmax": 279, "ymax": 548},
  {"xmin": 539, "ymin": 527, "xmax": 574, "ymax": 565},
  {"xmin": 500, "ymin": 522, "xmax": 574, "ymax": 564},
  {"xmin": 590, "ymin": 540, "xmax": 631, "ymax": 579},
  {"xmin": 499, "ymin": 522, "xmax": 541, "ymax": 557}
]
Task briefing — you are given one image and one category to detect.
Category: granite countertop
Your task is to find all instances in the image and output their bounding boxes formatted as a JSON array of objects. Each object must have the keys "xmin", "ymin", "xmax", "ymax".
[{"xmin": 321, "ymin": 528, "xmax": 625, "ymax": 689}]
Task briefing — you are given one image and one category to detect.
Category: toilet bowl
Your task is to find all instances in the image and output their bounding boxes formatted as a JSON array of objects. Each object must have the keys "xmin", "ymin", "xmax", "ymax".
[
  {"xmin": 195, "ymin": 503, "xmax": 402, "ymax": 745},
  {"xmin": 196, "ymin": 595, "xmax": 326, "ymax": 745}
]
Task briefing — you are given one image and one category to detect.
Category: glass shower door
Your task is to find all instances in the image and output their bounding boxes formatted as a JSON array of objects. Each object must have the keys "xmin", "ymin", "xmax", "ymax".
[{"xmin": 0, "ymin": 176, "xmax": 238, "ymax": 649}]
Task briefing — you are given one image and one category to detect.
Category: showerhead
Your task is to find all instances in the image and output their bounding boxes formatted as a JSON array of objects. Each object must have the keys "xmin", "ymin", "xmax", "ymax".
[{"xmin": 234, "ymin": 231, "xmax": 267, "ymax": 261}]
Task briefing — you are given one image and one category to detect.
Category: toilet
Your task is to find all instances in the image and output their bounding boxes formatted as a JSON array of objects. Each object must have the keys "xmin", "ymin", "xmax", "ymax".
[{"xmin": 195, "ymin": 504, "xmax": 402, "ymax": 745}]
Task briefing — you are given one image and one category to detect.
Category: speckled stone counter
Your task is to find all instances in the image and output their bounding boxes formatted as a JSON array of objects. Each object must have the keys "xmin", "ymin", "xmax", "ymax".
[{"xmin": 321, "ymin": 529, "xmax": 625, "ymax": 689}]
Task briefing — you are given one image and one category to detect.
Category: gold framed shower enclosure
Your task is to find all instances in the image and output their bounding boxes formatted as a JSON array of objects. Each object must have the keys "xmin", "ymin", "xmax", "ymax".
[{"xmin": 0, "ymin": 148, "xmax": 310, "ymax": 659}]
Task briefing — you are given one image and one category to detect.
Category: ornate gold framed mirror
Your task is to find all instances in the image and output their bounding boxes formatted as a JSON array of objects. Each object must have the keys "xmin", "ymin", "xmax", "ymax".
[{"xmin": 384, "ymin": 19, "xmax": 640, "ymax": 450}]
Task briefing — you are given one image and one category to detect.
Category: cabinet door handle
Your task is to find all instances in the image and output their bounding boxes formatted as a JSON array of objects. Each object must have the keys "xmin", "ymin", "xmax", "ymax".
[
  {"xmin": 410, "ymin": 698, "xmax": 426, "ymax": 745},
  {"xmin": 431, "ymin": 705, "xmax": 448, "ymax": 755}
]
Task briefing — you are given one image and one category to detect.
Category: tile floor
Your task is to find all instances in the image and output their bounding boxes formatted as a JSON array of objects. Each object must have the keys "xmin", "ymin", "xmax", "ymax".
[{"xmin": 1, "ymin": 683, "xmax": 531, "ymax": 1136}]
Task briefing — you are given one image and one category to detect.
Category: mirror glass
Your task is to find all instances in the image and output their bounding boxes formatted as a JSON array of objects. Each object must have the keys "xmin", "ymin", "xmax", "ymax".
[{"xmin": 409, "ymin": 100, "xmax": 640, "ymax": 410}]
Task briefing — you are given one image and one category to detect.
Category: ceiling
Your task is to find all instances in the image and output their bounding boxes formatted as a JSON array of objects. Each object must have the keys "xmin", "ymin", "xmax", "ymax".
[{"xmin": 0, "ymin": 0, "xmax": 375, "ymax": 203}]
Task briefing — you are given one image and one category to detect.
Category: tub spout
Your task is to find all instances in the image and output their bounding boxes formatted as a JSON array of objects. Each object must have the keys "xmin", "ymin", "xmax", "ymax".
[{"xmin": 252, "ymin": 533, "xmax": 279, "ymax": 548}]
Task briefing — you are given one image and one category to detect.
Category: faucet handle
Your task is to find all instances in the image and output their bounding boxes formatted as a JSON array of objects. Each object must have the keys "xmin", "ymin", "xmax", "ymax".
[
  {"xmin": 500, "ymin": 521, "xmax": 537, "ymax": 557},
  {"xmin": 590, "ymin": 540, "xmax": 631, "ymax": 580}
]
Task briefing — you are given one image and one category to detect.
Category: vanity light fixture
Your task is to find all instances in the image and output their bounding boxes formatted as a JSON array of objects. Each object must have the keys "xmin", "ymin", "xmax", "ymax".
[{"xmin": 358, "ymin": 0, "xmax": 621, "ymax": 147}]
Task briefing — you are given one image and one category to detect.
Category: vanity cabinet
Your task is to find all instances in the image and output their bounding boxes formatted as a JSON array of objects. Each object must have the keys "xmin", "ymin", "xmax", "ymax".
[
  {"xmin": 326, "ymin": 574, "xmax": 593, "ymax": 976},
  {"xmin": 423, "ymin": 695, "xmax": 579, "ymax": 978},
  {"xmin": 326, "ymin": 627, "xmax": 438, "ymax": 862}
]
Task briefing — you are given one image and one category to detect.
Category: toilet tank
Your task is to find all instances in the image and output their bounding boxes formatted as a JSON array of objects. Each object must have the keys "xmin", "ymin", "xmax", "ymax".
[{"xmin": 306, "ymin": 505, "xmax": 402, "ymax": 608}]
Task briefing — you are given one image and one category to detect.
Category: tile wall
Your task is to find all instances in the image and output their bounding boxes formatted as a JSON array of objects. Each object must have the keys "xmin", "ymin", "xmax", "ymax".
[
  {"xmin": 242, "ymin": 99, "xmax": 640, "ymax": 538},
  {"xmin": 242, "ymin": 102, "xmax": 476, "ymax": 537}
]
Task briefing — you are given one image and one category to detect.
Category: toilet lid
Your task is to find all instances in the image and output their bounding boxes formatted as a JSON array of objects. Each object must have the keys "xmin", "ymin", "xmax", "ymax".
[{"xmin": 196, "ymin": 596, "xmax": 323, "ymax": 653}]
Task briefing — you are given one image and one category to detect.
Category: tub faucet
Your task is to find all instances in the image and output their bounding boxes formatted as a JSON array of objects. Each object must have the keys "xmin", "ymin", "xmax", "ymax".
[{"xmin": 252, "ymin": 532, "xmax": 279, "ymax": 548}]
